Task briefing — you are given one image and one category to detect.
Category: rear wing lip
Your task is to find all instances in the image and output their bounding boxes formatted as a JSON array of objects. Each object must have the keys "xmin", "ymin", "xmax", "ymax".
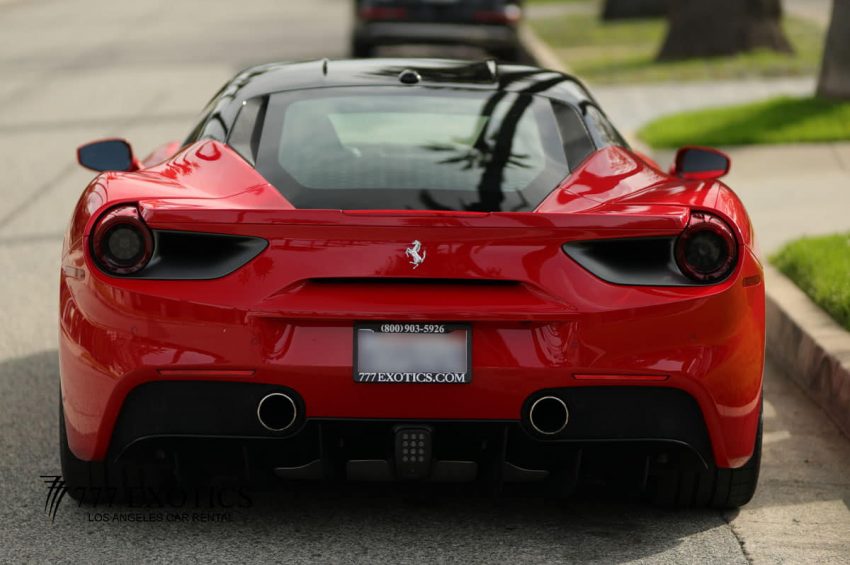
[{"xmin": 138, "ymin": 201, "xmax": 690, "ymax": 234}]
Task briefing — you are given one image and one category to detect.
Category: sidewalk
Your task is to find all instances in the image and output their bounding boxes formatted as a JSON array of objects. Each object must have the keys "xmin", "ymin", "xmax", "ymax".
[
  {"xmin": 592, "ymin": 77, "xmax": 815, "ymax": 135},
  {"xmin": 526, "ymin": 1, "xmax": 595, "ymax": 20},
  {"xmin": 786, "ymin": 0, "xmax": 832, "ymax": 27}
]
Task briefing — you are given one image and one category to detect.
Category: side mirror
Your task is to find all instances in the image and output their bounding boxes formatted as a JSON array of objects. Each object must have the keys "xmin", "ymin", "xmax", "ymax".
[
  {"xmin": 77, "ymin": 139, "xmax": 138, "ymax": 172},
  {"xmin": 672, "ymin": 146, "xmax": 730, "ymax": 181}
]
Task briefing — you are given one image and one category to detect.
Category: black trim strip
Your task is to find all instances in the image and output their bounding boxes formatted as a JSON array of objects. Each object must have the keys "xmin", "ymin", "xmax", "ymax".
[{"xmin": 108, "ymin": 230, "xmax": 267, "ymax": 280}]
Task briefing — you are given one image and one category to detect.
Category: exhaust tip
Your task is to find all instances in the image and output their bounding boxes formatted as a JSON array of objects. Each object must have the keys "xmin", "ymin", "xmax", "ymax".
[
  {"xmin": 257, "ymin": 392, "xmax": 297, "ymax": 432},
  {"xmin": 529, "ymin": 396, "xmax": 569, "ymax": 436}
]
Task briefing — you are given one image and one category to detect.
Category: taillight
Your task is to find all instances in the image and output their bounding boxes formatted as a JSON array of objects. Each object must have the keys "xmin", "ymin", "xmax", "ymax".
[
  {"xmin": 675, "ymin": 212, "xmax": 737, "ymax": 283},
  {"xmin": 91, "ymin": 205, "xmax": 153, "ymax": 275},
  {"xmin": 474, "ymin": 5, "xmax": 522, "ymax": 24},
  {"xmin": 359, "ymin": 6, "xmax": 407, "ymax": 20}
]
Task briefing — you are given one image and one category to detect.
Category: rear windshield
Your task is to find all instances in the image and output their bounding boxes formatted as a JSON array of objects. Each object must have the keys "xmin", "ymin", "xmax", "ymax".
[{"xmin": 249, "ymin": 87, "xmax": 592, "ymax": 211}]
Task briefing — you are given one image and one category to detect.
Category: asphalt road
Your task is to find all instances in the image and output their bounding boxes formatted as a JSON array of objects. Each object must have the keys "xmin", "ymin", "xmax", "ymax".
[{"xmin": 1, "ymin": 1, "xmax": 850, "ymax": 563}]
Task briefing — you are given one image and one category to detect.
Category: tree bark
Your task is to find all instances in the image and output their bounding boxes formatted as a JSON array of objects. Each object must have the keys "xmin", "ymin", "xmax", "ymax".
[
  {"xmin": 602, "ymin": 0, "xmax": 669, "ymax": 20},
  {"xmin": 657, "ymin": 0, "xmax": 794, "ymax": 61},
  {"xmin": 817, "ymin": 0, "xmax": 850, "ymax": 99}
]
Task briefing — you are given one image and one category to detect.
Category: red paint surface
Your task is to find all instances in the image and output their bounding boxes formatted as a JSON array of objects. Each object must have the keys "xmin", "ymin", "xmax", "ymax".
[{"xmin": 60, "ymin": 141, "xmax": 765, "ymax": 469}]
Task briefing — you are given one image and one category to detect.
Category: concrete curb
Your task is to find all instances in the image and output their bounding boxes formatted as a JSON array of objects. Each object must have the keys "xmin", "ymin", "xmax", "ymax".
[
  {"xmin": 765, "ymin": 265, "xmax": 850, "ymax": 439},
  {"xmin": 518, "ymin": 24, "xmax": 570, "ymax": 73}
]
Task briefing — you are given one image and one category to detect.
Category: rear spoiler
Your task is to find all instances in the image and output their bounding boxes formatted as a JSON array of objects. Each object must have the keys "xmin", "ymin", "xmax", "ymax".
[{"xmin": 139, "ymin": 200, "xmax": 690, "ymax": 234}]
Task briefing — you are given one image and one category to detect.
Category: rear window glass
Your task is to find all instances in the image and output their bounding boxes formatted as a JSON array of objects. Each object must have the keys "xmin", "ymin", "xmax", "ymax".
[{"xmin": 253, "ymin": 87, "xmax": 592, "ymax": 211}]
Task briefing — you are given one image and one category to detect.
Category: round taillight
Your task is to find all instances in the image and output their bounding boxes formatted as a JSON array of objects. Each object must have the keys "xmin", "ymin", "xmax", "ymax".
[
  {"xmin": 91, "ymin": 205, "xmax": 153, "ymax": 275},
  {"xmin": 675, "ymin": 211, "xmax": 738, "ymax": 283}
]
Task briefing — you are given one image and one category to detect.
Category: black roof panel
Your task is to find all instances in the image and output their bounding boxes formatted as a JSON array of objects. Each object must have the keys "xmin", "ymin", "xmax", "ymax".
[
  {"xmin": 221, "ymin": 58, "xmax": 596, "ymax": 106},
  {"xmin": 189, "ymin": 59, "xmax": 602, "ymax": 148}
]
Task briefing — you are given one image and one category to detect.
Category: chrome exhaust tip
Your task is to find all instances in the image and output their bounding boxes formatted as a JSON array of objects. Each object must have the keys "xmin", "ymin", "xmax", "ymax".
[
  {"xmin": 257, "ymin": 392, "xmax": 297, "ymax": 432},
  {"xmin": 529, "ymin": 396, "xmax": 569, "ymax": 436}
]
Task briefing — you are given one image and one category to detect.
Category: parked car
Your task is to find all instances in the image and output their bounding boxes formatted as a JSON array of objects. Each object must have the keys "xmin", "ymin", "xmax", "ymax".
[
  {"xmin": 60, "ymin": 58, "xmax": 763, "ymax": 508},
  {"xmin": 351, "ymin": 0, "xmax": 523, "ymax": 60}
]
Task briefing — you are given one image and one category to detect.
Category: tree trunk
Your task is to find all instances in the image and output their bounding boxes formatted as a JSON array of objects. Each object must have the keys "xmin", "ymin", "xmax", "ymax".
[
  {"xmin": 817, "ymin": 0, "xmax": 850, "ymax": 99},
  {"xmin": 657, "ymin": 0, "xmax": 794, "ymax": 61},
  {"xmin": 602, "ymin": 0, "xmax": 669, "ymax": 20}
]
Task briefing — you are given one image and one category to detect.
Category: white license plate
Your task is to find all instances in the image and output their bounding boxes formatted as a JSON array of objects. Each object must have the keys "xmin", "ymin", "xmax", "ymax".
[{"xmin": 354, "ymin": 323, "xmax": 471, "ymax": 384}]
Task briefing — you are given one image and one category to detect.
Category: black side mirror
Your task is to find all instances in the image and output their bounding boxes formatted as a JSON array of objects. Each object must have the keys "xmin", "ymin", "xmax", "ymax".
[
  {"xmin": 77, "ymin": 139, "xmax": 138, "ymax": 172},
  {"xmin": 672, "ymin": 146, "xmax": 731, "ymax": 181}
]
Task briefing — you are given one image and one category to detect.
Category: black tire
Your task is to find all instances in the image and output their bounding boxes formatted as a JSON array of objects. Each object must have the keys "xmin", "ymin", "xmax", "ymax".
[
  {"xmin": 492, "ymin": 45, "xmax": 522, "ymax": 63},
  {"xmin": 59, "ymin": 401, "xmax": 114, "ymax": 502},
  {"xmin": 712, "ymin": 412, "xmax": 762, "ymax": 509},
  {"xmin": 351, "ymin": 39, "xmax": 374, "ymax": 58},
  {"xmin": 649, "ymin": 411, "xmax": 762, "ymax": 509}
]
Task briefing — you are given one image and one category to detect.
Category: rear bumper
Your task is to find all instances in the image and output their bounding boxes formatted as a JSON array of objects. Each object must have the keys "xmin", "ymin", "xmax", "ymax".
[
  {"xmin": 110, "ymin": 381, "xmax": 714, "ymax": 487},
  {"xmin": 110, "ymin": 381, "xmax": 713, "ymax": 465},
  {"xmin": 59, "ymin": 249, "xmax": 765, "ymax": 469},
  {"xmin": 353, "ymin": 22, "xmax": 519, "ymax": 49}
]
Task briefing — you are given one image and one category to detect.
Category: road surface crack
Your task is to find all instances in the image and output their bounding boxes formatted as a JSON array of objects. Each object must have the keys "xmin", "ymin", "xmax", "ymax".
[{"xmin": 722, "ymin": 511, "xmax": 754, "ymax": 564}]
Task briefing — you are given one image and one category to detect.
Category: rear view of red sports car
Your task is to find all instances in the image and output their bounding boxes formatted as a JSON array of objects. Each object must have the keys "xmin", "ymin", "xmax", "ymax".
[{"xmin": 59, "ymin": 59, "xmax": 764, "ymax": 508}]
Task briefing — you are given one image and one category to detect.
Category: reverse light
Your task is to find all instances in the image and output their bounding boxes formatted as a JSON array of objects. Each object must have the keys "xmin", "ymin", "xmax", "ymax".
[
  {"xmin": 675, "ymin": 211, "xmax": 738, "ymax": 283},
  {"xmin": 91, "ymin": 205, "xmax": 153, "ymax": 275}
]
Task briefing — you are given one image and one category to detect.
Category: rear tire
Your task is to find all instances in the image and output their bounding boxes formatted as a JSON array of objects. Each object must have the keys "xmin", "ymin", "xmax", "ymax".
[
  {"xmin": 492, "ymin": 45, "xmax": 522, "ymax": 63},
  {"xmin": 351, "ymin": 39, "xmax": 374, "ymax": 58},
  {"xmin": 59, "ymin": 401, "xmax": 114, "ymax": 502},
  {"xmin": 649, "ymin": 411, "xmax": 762, "ymax": 509}
]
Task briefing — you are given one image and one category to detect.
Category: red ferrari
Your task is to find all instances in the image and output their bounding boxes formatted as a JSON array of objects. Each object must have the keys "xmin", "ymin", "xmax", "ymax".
[{"xmin": 59, "ymin": 59, "xmax": 764, "ymax": 508}]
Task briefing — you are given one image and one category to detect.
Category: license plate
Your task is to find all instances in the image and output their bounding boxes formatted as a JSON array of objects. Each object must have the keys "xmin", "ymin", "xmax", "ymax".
[{"xmin": 354, "ymin": 322, "xmax": 471, "ymax": 384}]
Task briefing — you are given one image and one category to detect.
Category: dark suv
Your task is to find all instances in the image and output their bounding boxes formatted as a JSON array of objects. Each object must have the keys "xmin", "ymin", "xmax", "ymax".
[{"xmin": 351, "ymin": 0, "xmax": 523, "ymax": 60}]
